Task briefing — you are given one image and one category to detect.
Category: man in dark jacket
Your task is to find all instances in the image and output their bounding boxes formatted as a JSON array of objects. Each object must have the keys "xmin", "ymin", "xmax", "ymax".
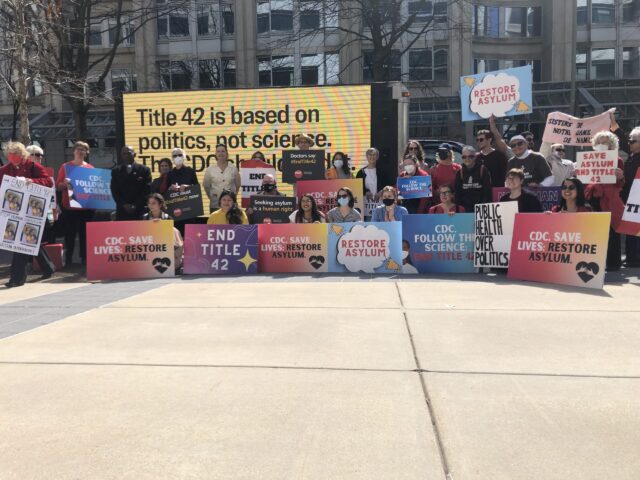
[
  {"xmin": 455, "ymin": 146, "xmax": 492, "ymax": 212},
  {"xmin": 623, "ymin": 127, "xmax": 640, "ymax": 267},
  {"xmin": 111, "ymin": 146, "xmax": 152, "ymax": 221}
]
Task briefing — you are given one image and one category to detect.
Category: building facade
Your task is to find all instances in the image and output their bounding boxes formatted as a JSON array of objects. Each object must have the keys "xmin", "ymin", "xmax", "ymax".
[{"xmin": 0, "ymin": 0, "xmax": 638, "ymax": 168}]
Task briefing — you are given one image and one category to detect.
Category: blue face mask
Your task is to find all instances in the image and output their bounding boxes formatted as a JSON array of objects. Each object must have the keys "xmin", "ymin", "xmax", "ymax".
[{"xmin": 337, "ymin": 197, "xmax": 349, "ymax": 207}]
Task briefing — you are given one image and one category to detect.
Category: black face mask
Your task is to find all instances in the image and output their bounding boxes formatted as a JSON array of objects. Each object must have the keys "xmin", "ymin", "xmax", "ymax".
[
  {"xmin": 382, "ymin": 198, "xmax": 395, "ymax": 207},
  {"xmin": 263, "ymin": 183, "xmax": 276, "ymax": 192},
  {"xmin": 437, "ymin": 150, "xmax": 448, "ymax": 160}
]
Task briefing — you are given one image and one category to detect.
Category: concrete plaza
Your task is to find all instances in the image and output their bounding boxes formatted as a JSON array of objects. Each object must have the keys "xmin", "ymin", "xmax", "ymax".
[{"xmin": 0, "ymin": 272, "xmax": 639, "ymax": 479}]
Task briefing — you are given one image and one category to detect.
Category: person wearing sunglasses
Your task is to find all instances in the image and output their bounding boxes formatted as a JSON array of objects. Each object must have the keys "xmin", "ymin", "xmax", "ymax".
[
  {"xmin": 475, "ymin": 129, "xmax": 508, "ymax": 188},
  {"xmin": 402, "ymin": 140, "xmax": 427, "ymax": 170},
  {"xmin": 327, "ymin": 187, "xmax": 362, "ymax": 223},
  {"xmin": 622, "ymin": 127, "xmax": 640, "ymax": 268},
  {"xmin": 499, "ymin": 168, "xmax": 543, "ymax": 213},
  {"xmin": 546, "ymin": 143, "xmax": 575, "ymax": 186},
  {"xmin": 550, "ymin": 178, "xmax": 591, "ymax": 213},
  {"xmin": 167, "ymin": 147, "xmax": 199, "ymax": 193},
  {"xmin": 371, "ymin": 186, "xmax": 407, "ymax": 222},
  {"xmin": 489, "ymin": 115, "xmax": 553, "ymax": 187},
  {"xmin": 429, "ymin": 184, "xmax": 464, "ymax": 214},
  {"xmin": 584, "ymin": 130, "xmax": 626, "ymax": 271},
  {"xmin": 455, "ymin": 145, "xmax": 492, "ymax": 212}
]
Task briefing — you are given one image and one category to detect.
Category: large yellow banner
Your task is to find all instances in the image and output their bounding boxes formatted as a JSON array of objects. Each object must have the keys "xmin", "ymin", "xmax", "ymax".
[{"xmin": 123, "ymin": 85, "xmax": 372, "ymax": 206}]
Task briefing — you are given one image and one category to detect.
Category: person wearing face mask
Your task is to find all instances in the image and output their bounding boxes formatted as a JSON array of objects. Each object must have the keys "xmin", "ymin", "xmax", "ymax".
[
  {"xmin": 622, "ymin": 127, "xmax": 640, "ymax": 268},
  {"xmin": 401, "ymin": 240, "xmax": 418, "ymax": 274},
  {"xmin": 399, "ymin": 153, "xmax": 429, "ymax": 214},
  {"xmin": 325, "ymin": 152, "xmax": 353, "ymax": 180},
  {"xmin": 455, "ymin": 146, "xmax": 492, "ymax": 212},
  {"xmin": 151, "ymin": 158, "xmax": 173, "ymax": 195},
  {"xmin": 110, "ymin": 145, "xmax": 152, "ymax": 221},
  {"xmin": 246, "ymin": 174, "xmax": 283, "ymax": 223},
  {"xmin": 489, "ymin": 116, "xmax": 553, "ymax": 187},
  {"xmin": 167, "ymin": 148, "xmax": 199, "ymax": 192},
  {"xmin": 430, "ymin": 144, "xmax": 461, "ymax": 200},
  {"xmin": 584, "ymin": 130, "xmax": 626, "ymax": 271},
  {"xmin": 546, "ymin": 144, "xmax": 575, "ymax": 186},
  {"xmin": 499, "ymin": 169, "xmax": 543, "ymax": 213},
  {"xmin": 371, "ymin": 186, "xmax": 407, "ymax": 222},
  {"xmin": 0, "ymin": 142, "xmax": 54, "ymax": 288},
  {"xmin": 57, "ymin": 141, "xmax": 96, "ymax": 265},
  {"xmin": 327, "ymin": 187, "xmax": 362, "ymax": 223}
]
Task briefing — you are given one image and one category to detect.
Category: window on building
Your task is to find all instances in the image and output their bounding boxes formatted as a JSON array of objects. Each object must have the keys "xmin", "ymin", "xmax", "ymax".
[
  {"xmin": 407, "ymin": 1, "xmax": 447, "ymax": 23},
  {"xmin": 623, "ymin": 0, "xmax": 640, "ymax": 22},
  {"xmin": 257, "ymin": 1, "xmax": 270, "ymax": 33},
  {"xmin": 577, "ymin": 0, "xmax": 588, "ymax": 25},
  {"xmin": 474, "ymin": 58, "xmax": 499, "ymax": 74},
  {"xmin": 623, "ymin": 47, "xmax": 640, "ymax": 78},
  {"xmin": 434, "ymin": 48, "xmax": 448, "ymax": 80},
  {"xmin": 157, "ymin": 0, "xmax": 190, "ymax": 38},
  {"xmin": 199, "ymin": 59, "xmax": 221, "ymax": 88},
  {"xmin": 324, "ymin": 0, "xmax": 339, "ymax": 28},
  {"xmin": 159, "ymin": 61, "xmax": 194, "ymax": 90},
  {"xmin": 474, "ymin": 58, "xmax": 540, "ymax": 81},
  {"xmin": 111, "ymin": 69, "xmax": 138, "ymax": 95},
  {"xmin": 504, "ymin": 7, "xmax": 541, "ymax": 37},
  {"xmin": 258, "ymin": 56, "xmax": 272, "ymax": 86},
  {"xmin": 591, "ymin": 48, "xmax": 615, "ymax": 79},
  {"xmin": 222, "ymin": 3, "xmax": 234, "ymax": 34},
  {"xmin": 197, "ymin": 3, "xmax": 220, "ymax": 36},
  {"xmin": 362, "ymin": 50, "xmax": 402, "ymax": 82},
  {"xmin": 28, "ymin": 78, "xmax": 43, "ymax": 98},
  {"xmin": 272, "ymin": 55, "xmax": 294, "ymax": 85},
  {"xmin": 90, "ymin": 28, "xmax": 102, "ymax": 46},
  {"xmin": 300, "ymin": 0, "xmax": 321, "ymax": 30},
  {"xmin": 270, "ymin": 0, "xmax": 293, "ymax": 31},
  {"xmin": 223, "ymin": 57, "xmax": 236, "ymax": 87},
  {"xmin": 109, "ymin": 18, "xmax": 135, "ymax": 46},
  {"xmin": 433, "ymin": 1, "xmax": 447, "ymax": 22},
  {"xmin": 592, "ymin": 0, "xmax": 615, "ymax": 24},
  {"xmin": 300, "ymin": 52, "xmax": 339, "ymax": 85},
  {"xmin": 88, "ymin": 79, "xmax": 106, "ymax": 97},
  {"xmin": 473, "ymin": 6, "xmax": 500, "ymax": 37},
  {"xmin": 576, "ymin": 51, "xmax": 588, "ymax": 80}
]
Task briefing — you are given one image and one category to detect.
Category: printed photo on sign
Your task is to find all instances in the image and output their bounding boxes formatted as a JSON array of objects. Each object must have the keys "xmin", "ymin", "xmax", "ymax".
[
  {"xmin": 4, "ymin": 219, "xmax": 18, "ymax": 242},
  {"xmin": 3, "ymin": 189, "xmax": 23, "ymax": 213},
  {"xmin": 574, "ymin": 150, "xmax": 618, "ymax": 185},
  {"xmin": 183, "ymin": 224, "xmax": 258, "ymax": 275},
  {"xmin": 281, "ymin": 150, "xmax": 326, "ymax": 184},
  {"xmin": 460, "ymin": 66, "xmax": 533, "ymax": 121},
  {"xmin": 295, "ymin": 179, "xmax": 364, "ymax": 216},
  {"xmin": 257, "ymin": 223, "xmax": 328, "ymax": 273},
  {"xmin": 508, "ymin": 212, "xmax": 610, "ymax": 289},
  {"xmin": 492, "ymin": 187, "xmax": 561, "ymax": 212},
  {"xmin": 474, "ymin": 201, "xmax": 518, "ymax": 268},
  {"xmin": 403, "ymin": 214, "xmax": 476, "ymax": 274},
  {"xmin": 20, "ymin": 223, "xmax": 41, "ymax": 246},
  {"xmin": 396, "ymin": 176, "xmax": 432, "ymax": 200},
  {"xmin": 328, "ymin": 222, "xmax": 402, "ymax": 274},
  {"xmin": 618, "ymin": 170, "xmax": 640, "ymax": 236},
  {"xmin": 86, "ymin": 220, "xmax": 175, "ymax": 280},
  {"xmin": 26, "ymin": 195, "xmax": 46, "ymax": 218}
]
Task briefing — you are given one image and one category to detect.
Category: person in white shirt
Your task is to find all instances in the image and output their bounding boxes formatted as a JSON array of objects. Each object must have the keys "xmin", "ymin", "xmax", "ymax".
[
  {"xmin": 203, "ymin": 144, "xmax": 240, "ymax": 212},
  {"xmin": 546, "ymin": 144, "xmax": 575, "ymax": 186}
]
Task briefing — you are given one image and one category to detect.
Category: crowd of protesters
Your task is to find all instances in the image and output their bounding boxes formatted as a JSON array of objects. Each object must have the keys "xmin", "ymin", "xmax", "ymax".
[{"xmin": 1, "ymin": 119, "xmax": 640, "ymax": 287}]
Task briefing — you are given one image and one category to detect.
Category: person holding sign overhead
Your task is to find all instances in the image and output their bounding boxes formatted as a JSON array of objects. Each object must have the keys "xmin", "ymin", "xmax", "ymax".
[
  {"xmin": 327, "ymin": 187, "xmax": 362, "ymax": 223},
  {"xmin": 585, "ymin": 130, "xmax": 625, "ymax": 271},
  {"xmin": 203, "ymin": 144, "xmax": 240, "ymax": 212},
  {"xmin": 207, "ymin": 190, "xmax": 249, "ymax": 225},
  {"xmin": 550, "ymin": 178, "xmax": 592, "ymax": 213},
  {"xmin": 290, "ymin": 194, "xmax": 326, "ymax": 223},
  {"xmin": 499, "ymin": 169, "xmax": 543, "ymax": 213},
  {"xmin": 399, "ymin": 154, "xmax": 429, "ymax": 214},
  {"xmin": 325, "ymin": 152, "xmax": 353, "ymax": 180},
  {"xmin": 475, "ymin": 129, "xmax": 508, "ymax": 188},
  {"xmin": 371, "ymin": 186, "xmax": 407, "ymax": 222}
]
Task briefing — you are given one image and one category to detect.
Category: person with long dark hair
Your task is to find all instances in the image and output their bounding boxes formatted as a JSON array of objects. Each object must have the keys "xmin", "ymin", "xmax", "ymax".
[
  {"xmin": 325, "ymin": 152, "xmax": 353, "ymax": 180},
  {"xmin": 143, "ymin": 193, "xmax": 183, "ymax": 270},
  {"xmin": 371, "ymin": 186, "xmax": 407, "ymax": 222},
  {"xmin": 290, "ymin": 194, "xmax": 326, "ymax": 223},
  {"xmin": 551, "ymin": 178, "xmax": 592, "ymax": 213},
  {"xmin": 399, "ymin": 153, "xmax": 429, "ymax": 214},
  {"xmin": 403, "ymin": 140, "xmax": 427, "ymax": 170},
  {"xmin": 207, "ymin": 190, "xmax": 248, "ymax": 225},
  {"xmin": 327, "ymin": 187, "xmax": 362, "ymax": 223}
]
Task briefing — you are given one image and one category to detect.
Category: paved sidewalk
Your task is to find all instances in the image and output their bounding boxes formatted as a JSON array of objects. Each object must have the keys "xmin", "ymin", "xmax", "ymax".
[{"xmin": 0, "ymin": 275, "xmax": 639, "ymax": 479}]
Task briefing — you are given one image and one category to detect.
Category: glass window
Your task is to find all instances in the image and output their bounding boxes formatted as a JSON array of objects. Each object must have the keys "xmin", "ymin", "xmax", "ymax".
[
  {"xmin": 325, "ymin": 52, "xmax": 339, "ymax": 84},
  {"xmin": 591, "ymin": 48, "xmax": 615, "ymax": 79},
  {"xmin": 576, "ymin": 51, "xmax": 588, "ymax": 80},
  {"xmin": 199, "ymin": 59, "xmax": 221, "ymax": 88},
  {"xmin": 302, "ymin": 54, "xmax": 321, "ymax": 85},
  {"xmin": 363, "ymin": 50, "xmax": 401, "ymax": 82},
  {"xmin": 111, "ymin": 69, "xmax": 137, "ymax": 94},
  {"xmin": 300, "ymin": 0, "xmax": 320, "ymax": 30},
  {"xmin": 157, "ymin": 1, "xmax": 190, "ymax": 39},
  {"xmin": 577, "ymin": 0, "xmax": 588, "ymax": 25},
  {"xmin": 258, "ymin": 56, "xmax": 272, "ymax": 86},
  {"xmin": 623, "ymin": 0, "xmax": 640, "ymax": 22},
  {"xmin": 504, "ymin": 7, "xmax": 541, "ymax": 37},
  {"xmin": 197, "ymin": 3, "xmax": 219, "ymax": 36},
  {"xmin": 434, "ymin": 48, "xmax": 448, "ymax": 81},
  {"xmin": 592, "ymin": 0, "xmax": 615, "ymax": 24},
  {"xmin": 223, "ymin": 57, "xmax": 236, "ymax": 87},
  {"xmin": 109, "ymin": 18, "xmax": 135, "ymax": 46},
  {"xmin": 473, "ymin": 5, "xmax": 499, "ymax": 37},
  {"xmin": 90, "ymin": 28, "xmax": 102, "ymax": 46},
  {"xmin": 409, "ymin": 49, "xmax": 433, "ymax": 81},
  {"xmin": 158, "ymin": 61, "xmax": 194, "ymax": 90},
  {"xmin": 324, "ymin": 0, "xmax": 338, "ymax": 28},
  {"xmin": 433, "ymin": 1, "xmax": 447, "ymax": 22},
  {"xmin": 222, "ymin": 3, "xmax": 234, "ymax": 34},
  {"xmin": 272, "ymin": 55, "xmax": 294, "ymax": 86},
  {"xmin": 270, "ymin": 0, "xmax": 293, "ymax": 31},
  {"xmin": 408, "ymin": 1, "xmax": 433, "ymax": 22},
  {"xmin": 169, "ymin": 12, "xmax": 190, "ymax": 36},
  {"xmin": 623, "ymin": 47, "xmax": 640, "ymax": 78},
  {"xmin": 474, "ymin": 58, "xmax": 499, "ymax": 74},
  {"xmin": 257, "ymin": 1, "xmax": 270, "ymax": 33}
]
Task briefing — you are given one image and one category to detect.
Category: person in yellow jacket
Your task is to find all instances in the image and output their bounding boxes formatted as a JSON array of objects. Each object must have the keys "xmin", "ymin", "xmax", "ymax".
[
  {"xmin": 325, "ymin": 152, "xmax": 353, "ymax": 180},
  {"xmin": 207, "ymin": 190, "xmax": 249, "ymax": 225}
]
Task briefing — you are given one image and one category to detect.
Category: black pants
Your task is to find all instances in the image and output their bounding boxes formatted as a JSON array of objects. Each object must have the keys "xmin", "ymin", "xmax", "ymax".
[
  {"xmin": 607, "ymin": 228, "xmax": 622, "ymax": 270},
  {"xmin": 9, "ymin": 249, "xmax": 54, "ymax": 285},
  {"xmin": 62, "ymin": 209, "xmax": 94, "ymax": 264},
  {"xmin": 625, "ymin": 235, "xmax": 640, "ymax": 266}
]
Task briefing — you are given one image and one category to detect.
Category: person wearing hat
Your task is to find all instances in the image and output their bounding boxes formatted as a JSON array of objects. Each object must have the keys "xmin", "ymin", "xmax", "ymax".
[
  {"xmin": 429, "ymin": 143, "xmax": 461, "ymax": 199},
  {"xmin": 295, "ymin": 134, "xmax": 314, "ymax": 150},
  {"xmin": 167, "ymin": 148, "xmax": 199, "ymax": 192}
]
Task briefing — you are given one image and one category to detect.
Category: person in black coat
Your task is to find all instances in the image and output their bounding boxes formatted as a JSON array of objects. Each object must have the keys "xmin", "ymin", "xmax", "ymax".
[
  {"xmin": 355, "ymin": 147, "xmax": 393, "ymax": 200},
  {"xmin": 111, "ymin": 146, "xmax": 152, "ymax": 221}
]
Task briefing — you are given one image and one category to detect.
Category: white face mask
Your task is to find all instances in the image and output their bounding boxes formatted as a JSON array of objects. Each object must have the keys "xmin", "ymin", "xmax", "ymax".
[
  {"xmin": 402, "ymin": 251, "xmax": 409, "ymax": 260},
  {"xmin": 404, "ymin": 165, "xmax": 416, "ymax": 174},
  {"xmin": 174, "ymin": 155, "xmax": 184, "ymax": 166},
  {"xmin": 333, "ymin": 160, "xmax": 343, "ymax": 169},
  {"xmin": 593, "ymin": 144, "xmax": 609, "ymax": 152}
]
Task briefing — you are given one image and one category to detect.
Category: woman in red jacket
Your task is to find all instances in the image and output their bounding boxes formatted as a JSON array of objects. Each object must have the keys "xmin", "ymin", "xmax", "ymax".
[{"xmin": 0, "ymin": 142, "xmax": 54, "ymax": 288}]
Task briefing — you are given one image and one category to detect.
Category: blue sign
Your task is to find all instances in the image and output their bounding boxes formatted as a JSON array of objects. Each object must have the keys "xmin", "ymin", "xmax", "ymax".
[
  {"xmin": 66, "ymin": 166, "xmax": 116, "ymax": 210},
  {"xmin": 460, "ymin": 65, "xmax": 533, "ymax": 122},
  {"xmin": 328, "ymin": 222, "xmax": 403, "ymax": 274},
  {"xmin": 396, "ymin": 176, "xmax": 432, "ymax": 200},
  {"xmin": 402, "ymin": 214, "xmax": 476, "ymax": 274}
]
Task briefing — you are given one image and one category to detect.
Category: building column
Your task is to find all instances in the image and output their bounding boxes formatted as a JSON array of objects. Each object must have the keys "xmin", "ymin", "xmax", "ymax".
[{"xmin": 235, "ymin": 0, "xmax": 258, "ymax": 87}]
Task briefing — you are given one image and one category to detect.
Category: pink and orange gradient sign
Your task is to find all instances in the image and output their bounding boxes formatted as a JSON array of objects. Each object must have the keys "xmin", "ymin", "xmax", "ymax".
[
  {"xmin": 508, "ymin": 212, "xmax": 610, "ymax": 289},
  {"xmin": 87, "ymin": 220, "xmax": 175, "ymax": 280},
  {"xmin": 257, "ymin": 223, "xmax": 328, "ymax": 273}
]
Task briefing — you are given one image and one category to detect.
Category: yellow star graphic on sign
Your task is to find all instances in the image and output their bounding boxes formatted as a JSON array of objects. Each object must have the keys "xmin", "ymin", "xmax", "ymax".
[{"xmin": 238, "ymin": 250, "xmax": 257, "ymax": 271}]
